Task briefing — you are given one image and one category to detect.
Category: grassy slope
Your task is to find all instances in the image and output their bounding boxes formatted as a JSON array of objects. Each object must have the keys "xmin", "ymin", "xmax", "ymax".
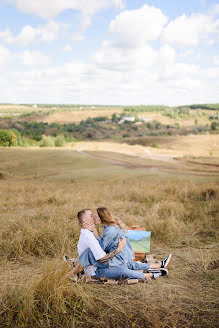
[{"xmin": 0, "ymin": 148, "xmax": 218, "ymax": 327}]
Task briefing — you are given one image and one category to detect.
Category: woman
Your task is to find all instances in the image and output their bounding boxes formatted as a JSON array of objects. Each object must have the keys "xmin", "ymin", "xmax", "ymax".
[{"xmin": 94, "ymin": 207, "xmax": 170, "ymax": 281}]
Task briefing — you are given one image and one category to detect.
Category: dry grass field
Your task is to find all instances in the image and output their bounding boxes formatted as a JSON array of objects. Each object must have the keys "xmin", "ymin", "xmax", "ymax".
[
  {"xmin": 139, "ymin": 111, "xmax": 215, "ymax": 127},
  {"xmin": 0, "ymin": 147, "xmax": 218, "ymax": 328},
  {"xmin": 42, "ymin": 109, "xmax": 123, "ymax": 123},
  {"xmin": 30, "ymin": 109, "xmax": 213, "ymax": 126},
  {"xmin": 71, "ymin": 134, "xmax": 219, "ymax": 161}
]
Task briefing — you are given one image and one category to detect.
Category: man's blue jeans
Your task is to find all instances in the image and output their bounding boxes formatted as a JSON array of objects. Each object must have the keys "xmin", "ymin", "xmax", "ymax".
[{"xmin": 95, "ymin": 261, "xmax": 150, "ymax": 280}]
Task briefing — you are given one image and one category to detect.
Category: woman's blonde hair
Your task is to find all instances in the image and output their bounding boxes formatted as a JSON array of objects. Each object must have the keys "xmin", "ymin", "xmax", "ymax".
[{"xmin": 97, "ymin": 207, "xmax": 126, "ymax": 230}]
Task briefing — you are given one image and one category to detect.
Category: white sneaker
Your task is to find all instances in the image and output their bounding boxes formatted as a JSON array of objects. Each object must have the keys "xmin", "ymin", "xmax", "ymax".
[{"xmin": 161, "ymin": 254, "xmax": 172, "ymax": 269}]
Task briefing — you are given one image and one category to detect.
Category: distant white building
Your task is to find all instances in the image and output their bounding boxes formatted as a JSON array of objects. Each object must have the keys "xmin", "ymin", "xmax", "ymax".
[
  {"xmin": 33, "ymin": 104, "xmax": 38, "ymax": 108},
  {"xmin": 118, "ymin": 116, "xmax": 136, "ymax": 124},
  {"xmin": 139, "ymin": 117, "xmax": 152, "ymax": 122}
]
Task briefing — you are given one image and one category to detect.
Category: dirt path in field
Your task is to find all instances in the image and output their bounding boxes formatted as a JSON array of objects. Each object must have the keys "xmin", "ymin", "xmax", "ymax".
[
  {"xmin": 77, "ymin": 150, "xmax": 219, "ymax": 176},
  {"xmin": 72, "ymin": 135, "xmax": 219, "ymax": 158},
  {"xmin": 77, "ymin": 150, "xmax": 166, "ymax": 171},
  {"xmin": 73, "ymin": 141, "xmax": 178, "ymax": 164},
  {"xmin": 72, "ymin": 138, "xmax": 219, "ymax": 174}
]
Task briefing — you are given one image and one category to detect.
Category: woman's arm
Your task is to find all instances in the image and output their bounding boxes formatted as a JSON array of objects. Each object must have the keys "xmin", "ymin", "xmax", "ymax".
[{"xmin": 98, "ymin": 237, "xmax": 126, "ymax": 264}]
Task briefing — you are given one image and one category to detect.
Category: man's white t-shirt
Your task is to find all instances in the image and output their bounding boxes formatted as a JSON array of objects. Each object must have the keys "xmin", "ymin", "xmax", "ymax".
[{"xmin": 77, "ymin": 229, "xmax": 106, "ymax": 276}]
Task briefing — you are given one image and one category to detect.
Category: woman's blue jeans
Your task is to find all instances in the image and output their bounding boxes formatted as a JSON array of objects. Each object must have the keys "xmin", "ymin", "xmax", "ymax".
[{"xmin": 95, "ymin": 261, "xmax": 150, "ymax": 280}]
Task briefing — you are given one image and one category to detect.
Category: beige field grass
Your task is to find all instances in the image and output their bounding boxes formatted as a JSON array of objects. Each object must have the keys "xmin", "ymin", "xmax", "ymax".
[
  {"xmin": 139, "ymin": 111, "xmax": 214, "ymax": 127},
  {"xmin": 72, "ymin": 134, "xmax": 219, "ymax": 158},
  {"xmin": 0, "ymin": 148, "xmax": 218, "ymax": 327},
  {"xmin": 0, "ymin": 105, "xmax": 33, "ymax": 113},
  {"xmin": 42, "ymin": 109, "xmax": 123, "ymax": 123},
  {"xmin": 39, "ymin": 109, "xmax": 213, "ymax": 126},
  {"xmin": 0, "ymin": 105, "xmax": 123, "ymax": 121}
]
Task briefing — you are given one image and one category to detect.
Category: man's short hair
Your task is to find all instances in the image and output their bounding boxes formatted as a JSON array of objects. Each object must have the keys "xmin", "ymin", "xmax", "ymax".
[{"xmin": 77, "ymin": 209, "xmax": 90, "ymax": 224}]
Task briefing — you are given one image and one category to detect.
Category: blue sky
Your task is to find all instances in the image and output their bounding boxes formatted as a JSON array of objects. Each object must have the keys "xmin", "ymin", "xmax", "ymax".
[
  {"xmin": 126, "ymin": 230, "xmax": 150, "ymax": 241},
  {"xmin": 0, "ymin": 0, "xmax": 218, "ymax": 105}
]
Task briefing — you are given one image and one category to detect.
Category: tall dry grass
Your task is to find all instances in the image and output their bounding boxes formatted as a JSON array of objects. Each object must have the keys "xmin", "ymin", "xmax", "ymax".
[
  {"xmin": 0, "ymin": 180, "xmax": 218, "ymax": 261},
  {"xmin": 0, "ymin": 151, "xmax": 218, "ymax": 327}
]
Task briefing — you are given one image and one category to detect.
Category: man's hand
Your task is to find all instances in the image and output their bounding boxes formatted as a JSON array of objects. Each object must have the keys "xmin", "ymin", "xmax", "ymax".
[{"xmin": 117, "ymin": 237, "xmax": 126, "ymax": 252}]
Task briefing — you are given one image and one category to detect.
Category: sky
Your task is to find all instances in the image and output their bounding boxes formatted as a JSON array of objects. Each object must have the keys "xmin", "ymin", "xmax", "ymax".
[{"xmin": 0, "ymin": 0, "xmax": 219, "ymax": 105}]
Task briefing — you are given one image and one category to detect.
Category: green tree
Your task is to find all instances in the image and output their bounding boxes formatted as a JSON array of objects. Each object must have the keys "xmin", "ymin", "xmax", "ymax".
[
  {"xmin": 10, "ymin": 129, "xmax": 23, "ymax": 146},
  {"xmin": 55, "ymin": 135, "xmax": 65, "ymax": 147},
  {"xmin": 210, "ymin": 121, "xmax": 218, "ymax": 130},
  {"xmin": 0, "ymin": 129, "xmax": 17, "ymax": 147},
  {"xmin": 40, "ymin": 135, "xmax": 55, "ymax": 147},
  {"xmin": 112, "ymin": 113, "xmax": 118, "ymax": 122}
]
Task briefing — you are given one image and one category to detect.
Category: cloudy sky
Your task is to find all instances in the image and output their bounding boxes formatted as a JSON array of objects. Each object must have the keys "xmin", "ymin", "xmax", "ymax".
[{"xmin": 0, "ymin": 0, "xmax": 219, "ymax": 105}]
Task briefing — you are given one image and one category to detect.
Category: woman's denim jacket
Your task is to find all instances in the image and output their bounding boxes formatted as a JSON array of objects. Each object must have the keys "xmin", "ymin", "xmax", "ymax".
[{"xmin": 79, "ymin": 225, "xmax": 134, "ymax": 268}]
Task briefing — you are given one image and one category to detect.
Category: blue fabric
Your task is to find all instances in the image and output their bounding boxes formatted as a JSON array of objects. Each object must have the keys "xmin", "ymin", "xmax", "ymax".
[
  {"xmin": 78, "ymin": 247, "xmax": 109, "ymax": 268},
  {"xmin": 78, "ymin": 225, "xmax": 137, "ymax": 270},
  {"xmin": 127, "ymin": 261, "xmax": 150, "ymax": 271},
  {"xmin": 95, "ymin": 265, "xmax": 145, "ymax": 280},
  {"xmin": 97, "ymin": 225, "xmax": 135, "ymax": 267}
]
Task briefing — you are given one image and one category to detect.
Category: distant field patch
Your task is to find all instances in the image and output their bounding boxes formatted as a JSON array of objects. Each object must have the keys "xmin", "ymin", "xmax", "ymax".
[
  {"xmin": 41, "ymin": 109, "xmax": 123, "ymax": 123},
  {"xmin": 138, "ymin": 110, "xmax": 214, "ymax": 127},
  {"xmin": 72, "ymin": 134, "xmax": 219, "ymax": 158}
]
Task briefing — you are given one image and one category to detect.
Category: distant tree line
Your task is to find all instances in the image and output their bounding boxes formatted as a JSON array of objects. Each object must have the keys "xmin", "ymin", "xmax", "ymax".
[
  {"xmin": 0, "ymin": 113, "xmax": 218, "ymax": 146},
  {"xmin": 177, "ymin": 104, "xmax": 219, "ymax": 110}
]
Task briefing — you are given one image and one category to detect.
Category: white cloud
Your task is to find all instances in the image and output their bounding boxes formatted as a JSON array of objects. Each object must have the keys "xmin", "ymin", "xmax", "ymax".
[
  {"xmin": 13, "ymin": 25, "xmax": 38, "ymax": 46},
  {"xmin": 18, "ymin": 50, "xmax": 50, "ymax": 67},
  {"xmin": 202, "ymin": 67, "xmax": 219, "ymax": 79},
  {"xmin": 0, "ymin": 45, "xmax": 13, "ymax": 71},
  {"xmin": 179, "ymin": 49, "xmax": 195, "ymax": 57},
  {"xmin": 38, "ymin": 21, "xmax": 60, "ymax": 42},
  {"xmin": 93, "ymin": 41, "xmax": 157, "ymax": 71},
  {"xmin": 0, "ymin": 26, "xmax": 37, "ymax": 46},
  {"xmin": 0, "ymin": 21, "xmax": 61, "ymax": 46},
  {"xmin": 92, "ymin": 4, "xmax": 169, "ymax": 73},
  {"xmin": 162, "ymin": 12, "xmax": 219, "ymax": 47},
  {"xmin": 63, "ymin": 44, "xmax": 73, "ymax": 51},
  {"xmin": 211, "ymin": 4, "xmax": 219, "ymax": 16},
  {"xmin": 1, "ymin": 3, "xmax": 219, "ymax": 105},
  {"xmin": 213, "ymin": 55, "xmax": 219, "ymax": 66},
  {"xmin": 109, "ymin": 4, "xmax": 168, "ymax": 48},
  {"xmin": 5, "ymin": 0, "xmax": 125, "ymax": 41},
  {"xmin": 7, "ymin": 0, "xmax": 125, "ymax": 19},
  {"xmin": 0, "ymin": 29, "xmax": 12, "ymax": 42},
  {"xmin": 0, "ymin": 56, "xmax": 219, "ymax": 105},
  {"xmin": 157, "ymin": 44, "xmax": 176, "ymax": 65}
]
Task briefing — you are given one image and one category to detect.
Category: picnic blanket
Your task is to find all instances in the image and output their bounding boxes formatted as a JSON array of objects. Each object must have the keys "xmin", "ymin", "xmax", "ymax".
[{"xmin": 64, "ymin": 254, "xmax": 157, "ymax": 285}]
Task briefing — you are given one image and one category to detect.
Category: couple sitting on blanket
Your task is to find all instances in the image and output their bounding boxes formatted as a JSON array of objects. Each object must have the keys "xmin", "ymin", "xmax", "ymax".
[{"xmin": 71, "ymin": 207, "xmax": 172, "ymax": 281}]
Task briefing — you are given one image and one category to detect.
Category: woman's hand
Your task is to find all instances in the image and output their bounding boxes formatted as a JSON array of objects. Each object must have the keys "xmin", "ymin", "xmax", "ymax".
[
  {"xmin": 83, "ymin": 223, "xmax": 99, "ymax": 238},
  {"xmin": 117, "ymin": 237, "xmax": 126, "ymax": 252},
  {"xmin": 83, "ymin": 223, "xmax": 95, "ymax": 231}
]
